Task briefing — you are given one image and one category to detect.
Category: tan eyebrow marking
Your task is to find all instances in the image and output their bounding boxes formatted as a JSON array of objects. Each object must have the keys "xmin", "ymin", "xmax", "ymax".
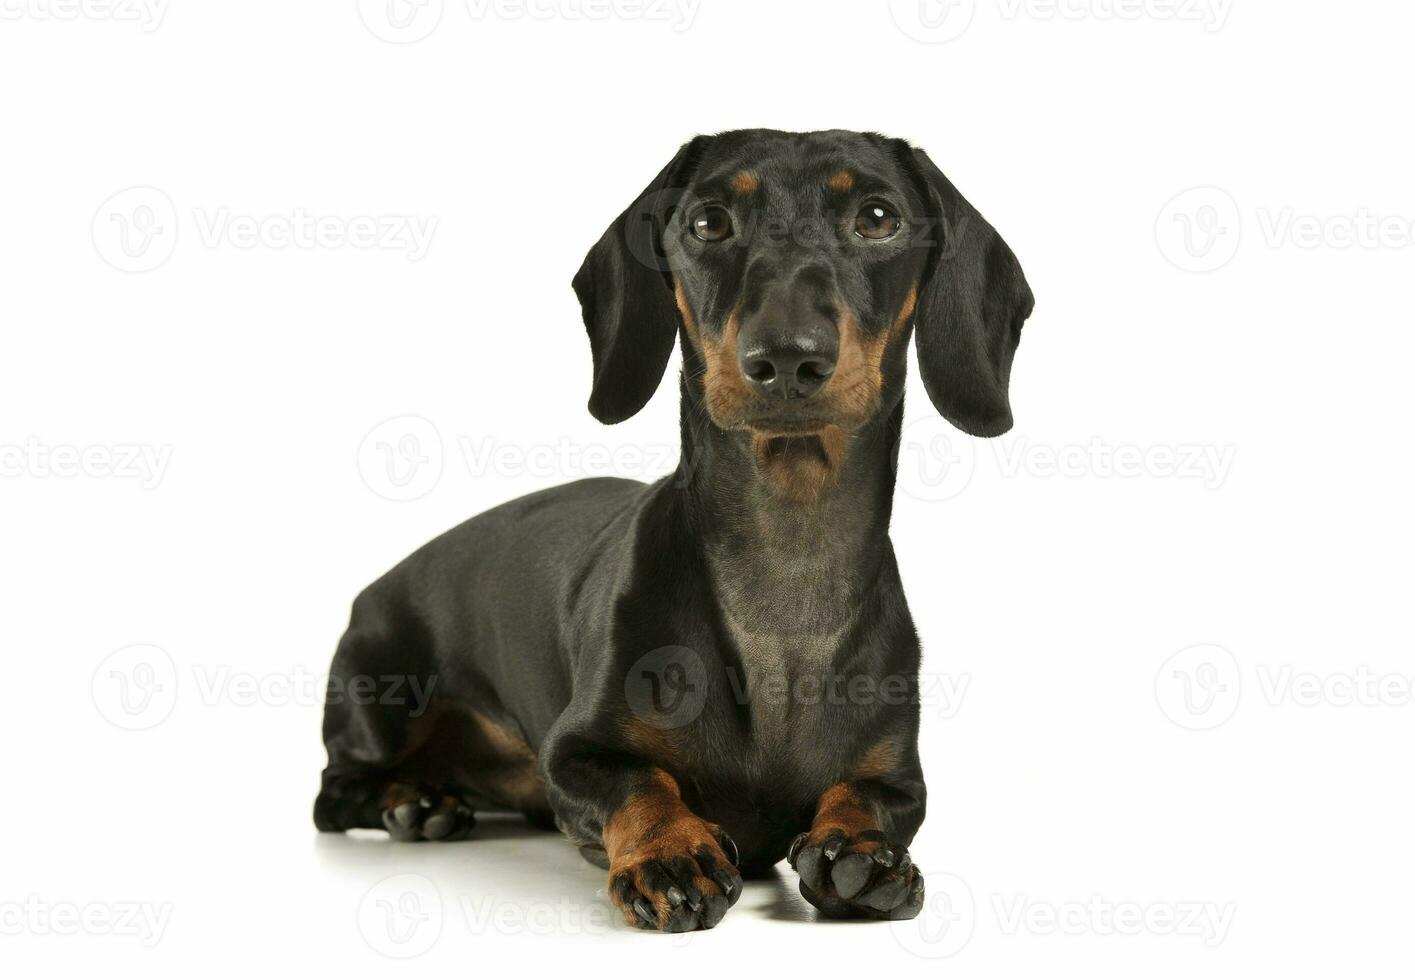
[
  {"xmin": 826, "ymin": 169, "xmax": 855, "ymax": 192},
  {"xmin": 731, "ymin": 171, "xmax": 760, "ymax": 194}
]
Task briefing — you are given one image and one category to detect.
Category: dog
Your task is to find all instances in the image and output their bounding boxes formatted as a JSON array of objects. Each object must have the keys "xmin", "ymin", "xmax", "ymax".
[{"xmin": 314, "ymin": 129, "xmax": 1034, "ymax": 932}]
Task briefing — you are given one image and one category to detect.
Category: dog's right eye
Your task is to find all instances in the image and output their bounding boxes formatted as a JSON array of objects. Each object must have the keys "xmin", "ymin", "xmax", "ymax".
[{"xmin": 690, "ymin": 206, "xmax": 734, "ymax": 242}]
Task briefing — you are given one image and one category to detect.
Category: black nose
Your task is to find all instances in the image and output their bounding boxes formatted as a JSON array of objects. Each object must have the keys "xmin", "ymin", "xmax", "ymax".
[{"xmin": 738, "ymin": 344, "xmax": 837, "ymax": 400}]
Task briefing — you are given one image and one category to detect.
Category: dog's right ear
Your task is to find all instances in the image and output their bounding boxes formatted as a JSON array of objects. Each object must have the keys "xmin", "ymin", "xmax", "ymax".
[{"xmin": 572, "ymin": 138, "xmax": 704, "ymax": 425}]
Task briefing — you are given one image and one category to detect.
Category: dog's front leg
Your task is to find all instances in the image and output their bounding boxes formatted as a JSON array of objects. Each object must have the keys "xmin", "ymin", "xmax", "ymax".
[
  {"xmin": 788, "ymin": 780, "xmax": 926, "ymax": 920},
  {"xmin": 544, "ymin": 739, "xmax": 742, "ymax": 932}
]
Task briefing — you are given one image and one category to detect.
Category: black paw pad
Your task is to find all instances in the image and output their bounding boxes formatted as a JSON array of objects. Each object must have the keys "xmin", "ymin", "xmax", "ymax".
[
  {"xmin": 789, "ymin": 832, "xmax": 923, "ymax": 920},
  {"xmin": 381, "ymin": 792, "xmax": 475, "ymax": 842}
]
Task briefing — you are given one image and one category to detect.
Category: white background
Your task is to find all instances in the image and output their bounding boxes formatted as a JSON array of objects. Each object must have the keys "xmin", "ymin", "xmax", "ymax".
[{"xmin": 2, "ymin": 0, "xmax": 1412, "ymax": 975}]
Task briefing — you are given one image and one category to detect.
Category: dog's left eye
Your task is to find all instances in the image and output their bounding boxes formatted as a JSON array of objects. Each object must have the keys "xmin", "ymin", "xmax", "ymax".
[
  {"xmin": 855, "ymin": 202, "xmax": 901, "ymax": 241},
  {"xmin": 690, "ymin": 206, "xmax": 734, "ymax": 242}
]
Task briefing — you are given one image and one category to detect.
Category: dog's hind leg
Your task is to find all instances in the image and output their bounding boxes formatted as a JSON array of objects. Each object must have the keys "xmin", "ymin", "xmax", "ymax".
[
  {"xmin": 313, "ymin": 592, "xmax": 553, "ymax": 840},
  {"xmin": 312, "ymin": 601, "xmax": 478, "ymax": 842}
]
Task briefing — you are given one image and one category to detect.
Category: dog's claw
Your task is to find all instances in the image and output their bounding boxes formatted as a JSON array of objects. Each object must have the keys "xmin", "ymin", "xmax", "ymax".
[
  {"xmin": 682, "ymin": 885, "xmax": 704, "ymax": 912},
  {"xmin": 787, "ymin": 832, "xmax": 808, "ymax": 867},
  {"xmin": 713, "ymin": 870, "xmax": 742, "ymax": 905},
  {"xmin": 716, "ymin": 829, "xmax": 740, "ymax": 867}
]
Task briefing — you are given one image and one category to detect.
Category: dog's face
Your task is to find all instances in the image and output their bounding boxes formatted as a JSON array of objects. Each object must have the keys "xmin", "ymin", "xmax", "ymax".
[
  {"xmin": 574, "ymin": 129, "xmax": 1034, "ymax": 502},
  {"xmin": 663, "ymin": 131, "xmax": 930, "ymax": 443}
]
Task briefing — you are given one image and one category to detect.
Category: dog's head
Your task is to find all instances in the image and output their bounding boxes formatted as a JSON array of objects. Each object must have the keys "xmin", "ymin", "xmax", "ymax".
[{"xmin": 573, "ymin": 130, "xmax": 1034, "ymax": 499}]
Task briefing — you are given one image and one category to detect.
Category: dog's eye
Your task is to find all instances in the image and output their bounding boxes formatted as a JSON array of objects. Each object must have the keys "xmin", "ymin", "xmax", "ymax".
[
  {"xmin": 690, "ymin": 206, "xmax": 734, "ymax": 243},
  {"xmin": 855, "ymin": 202, "xmax": 901, "ymax": 241}
]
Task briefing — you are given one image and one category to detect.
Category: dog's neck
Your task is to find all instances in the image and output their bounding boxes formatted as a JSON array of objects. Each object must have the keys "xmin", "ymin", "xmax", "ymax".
[{"xmin": 675, "ymin": 378, "xmax": 903, "ymax": 646}]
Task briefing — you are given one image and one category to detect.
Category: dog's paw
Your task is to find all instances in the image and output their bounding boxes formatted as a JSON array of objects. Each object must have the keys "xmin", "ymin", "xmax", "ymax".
[
  {"xmin": 788, "ymin": 829, "xmax": 923, "ymax": 920},
  {"xmin": 380, "ymin": 786, "xmax": 476, "ymax": 842},
  {"xmin": 608, "ymin": 824, "xmax": 743, "ymax": 932}
]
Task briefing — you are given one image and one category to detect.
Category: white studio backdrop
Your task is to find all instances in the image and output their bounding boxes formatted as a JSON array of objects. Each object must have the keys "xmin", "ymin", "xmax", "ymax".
[{"xmin": 2, "ymin": 1, "xmax": 1412, "ymax": 976}]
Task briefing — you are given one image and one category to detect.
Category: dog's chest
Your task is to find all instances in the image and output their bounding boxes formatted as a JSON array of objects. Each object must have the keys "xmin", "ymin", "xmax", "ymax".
[
  {"xmin": 691, "ymin": 620, "xmax": 858, "ymax": 870},
  {"xmin": 706, "ymin": 533, "xmax": 867, "ymax": 753},
  {"xmin": 721, "ymin": 615, "xmax": 852, "ymax": 765}
]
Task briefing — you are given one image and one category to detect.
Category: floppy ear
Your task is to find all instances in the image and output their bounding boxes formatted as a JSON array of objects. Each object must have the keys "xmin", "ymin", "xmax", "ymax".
[
  {"xmin": 572, "ymin": 138, "xmax": 703, "ymax": 424},
  {"xmin": 907, "ymin": 147, "xmax": 1035, "ymax": 437}
]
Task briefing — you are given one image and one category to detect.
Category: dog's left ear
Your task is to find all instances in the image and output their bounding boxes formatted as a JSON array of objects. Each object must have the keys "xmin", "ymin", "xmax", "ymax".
[
  {"xmin": 572, "ymin": 138, "xmax": 703, "ymax": 425},
  {"xmin": 904, "ymin": 146, "xmax": 1035, "ymax": 437}
]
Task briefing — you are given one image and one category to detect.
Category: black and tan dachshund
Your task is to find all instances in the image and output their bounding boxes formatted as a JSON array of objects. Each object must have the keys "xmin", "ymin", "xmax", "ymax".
[{"xmin": 315, "ymin": 129, "xmax": 1034, "ymax": 932}]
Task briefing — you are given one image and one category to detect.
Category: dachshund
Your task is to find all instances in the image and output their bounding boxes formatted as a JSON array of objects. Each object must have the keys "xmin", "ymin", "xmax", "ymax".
[{"xmin": 314, "ymin": 128, "xmax": 1035, "ymax": 932}]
